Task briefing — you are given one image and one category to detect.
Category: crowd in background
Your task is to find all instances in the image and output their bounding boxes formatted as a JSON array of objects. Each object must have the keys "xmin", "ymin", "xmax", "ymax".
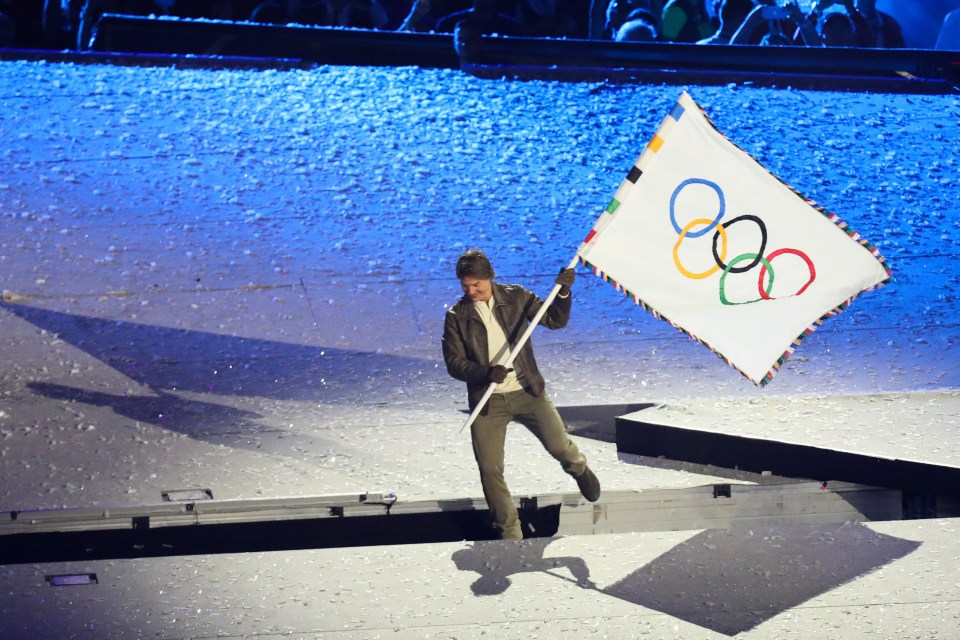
[{"xmin": 0, "ymin": 0, "xmax": 957, "ymax": 52}]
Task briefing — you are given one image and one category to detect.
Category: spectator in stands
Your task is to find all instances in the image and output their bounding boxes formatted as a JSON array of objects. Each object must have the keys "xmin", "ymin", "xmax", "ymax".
[
  {"xmin": 849, "ymin": 0, "xmax": 904, "ymax": 47},
  {"xmin": 697, "ymin": 0, "xmax": 754, "ymax": 44},
  {"xmin": 615, "ymin": 8, "xmax": 659, "ymax": 40},
  {"xmin": 602, "ymin": 0, "xmax": 663, "ymax": 39},
  {"xmin": 660, "ymin": 0, "xmax": 714, "ymax": 42},
  {"xmin": 806, "ymin": 0, "xmax": 904, "ymax": 48},
  {"xmin": 604, "ymin": 0, "xmax": 635, "ymax": 36},
  {"xmin": 935, "ymin": 8, "xmax": 960, "ymax": 51},
  {"xmin": 730, "ymin": 0, "xmax": 821, "ymax": 46},
  {"xmin": 816, "ymin": 5, "xmax": 859, "ymax": 46}
]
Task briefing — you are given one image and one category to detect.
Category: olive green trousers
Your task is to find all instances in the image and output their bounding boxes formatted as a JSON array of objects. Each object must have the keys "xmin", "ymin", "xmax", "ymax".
[{"xmin": 470, "ymin": 389, "xmax": 587, "ymax": 540}]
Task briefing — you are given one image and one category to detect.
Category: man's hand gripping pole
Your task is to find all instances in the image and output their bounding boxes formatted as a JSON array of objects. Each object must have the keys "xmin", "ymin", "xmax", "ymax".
[{"xmin": 459, "ymin": 255, "xmax": 580, "ymax": 433}]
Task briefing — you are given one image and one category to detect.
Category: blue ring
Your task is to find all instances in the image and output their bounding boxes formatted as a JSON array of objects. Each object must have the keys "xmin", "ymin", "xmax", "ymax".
[{"xmin": 669, "ymin": 178, "xmax": 725, "ymax": 238}]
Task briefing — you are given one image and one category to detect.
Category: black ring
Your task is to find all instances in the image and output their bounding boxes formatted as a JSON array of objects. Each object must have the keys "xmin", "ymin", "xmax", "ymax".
[{"xmin": 712, "ymin": 215, "xmax": 767, "ymax": 274}]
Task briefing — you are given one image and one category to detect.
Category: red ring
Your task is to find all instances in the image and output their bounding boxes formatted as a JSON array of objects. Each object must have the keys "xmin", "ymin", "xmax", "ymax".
[{"xmin": 758, "ymin": 248, "xmax": 816, "ymax": 300}]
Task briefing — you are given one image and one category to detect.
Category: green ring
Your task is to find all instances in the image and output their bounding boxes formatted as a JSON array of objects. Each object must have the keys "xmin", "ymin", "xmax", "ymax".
[{"xmin": 719, "ymin": 253, "xmax": 774, "ymax": 306}]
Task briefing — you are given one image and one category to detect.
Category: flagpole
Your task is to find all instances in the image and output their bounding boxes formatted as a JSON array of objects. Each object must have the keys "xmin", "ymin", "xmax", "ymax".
[{"xmin": 459, "ymin": 254, "xmax": 582, "ymax": 434}]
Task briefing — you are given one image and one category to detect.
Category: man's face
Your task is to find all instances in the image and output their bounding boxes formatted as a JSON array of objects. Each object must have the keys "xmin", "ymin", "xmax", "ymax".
[{"xmin": 460, "ymin": 276, "xmax": 492, "ymax": 303}]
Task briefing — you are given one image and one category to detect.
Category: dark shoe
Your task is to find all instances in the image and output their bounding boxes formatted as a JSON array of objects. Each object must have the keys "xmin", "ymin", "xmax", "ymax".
[{"xmin": 575, "ymin": 466, "xmax": 601, "ymax": 502}]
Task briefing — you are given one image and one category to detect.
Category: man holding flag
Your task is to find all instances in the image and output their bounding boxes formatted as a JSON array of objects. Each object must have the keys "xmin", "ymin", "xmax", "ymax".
[
  {"xmin": 441, "ymin": 91, "xmax": 890, "ymax": 538},
  {"xmin": 442, "ymin": 249, "xmax": 601, "ymax": 541}
]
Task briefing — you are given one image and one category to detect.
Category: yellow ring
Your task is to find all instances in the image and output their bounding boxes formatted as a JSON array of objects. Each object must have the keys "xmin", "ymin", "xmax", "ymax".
[{"xmin": 673, "ymin": 218, "xmax": 727, "ymax": 280}]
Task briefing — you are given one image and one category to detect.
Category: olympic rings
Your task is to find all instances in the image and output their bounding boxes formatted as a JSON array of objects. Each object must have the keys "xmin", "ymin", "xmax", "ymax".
[
  {"xmin": 668, "ymin": 178, "xmax": 817, "ymax": 306},
  {"xmin": 674, "ymin": 218, "xmax": 728, "ymax": 280},
  {"xmin": 669, "ymin": 178, "xmax": 725, "ymax": 237}
]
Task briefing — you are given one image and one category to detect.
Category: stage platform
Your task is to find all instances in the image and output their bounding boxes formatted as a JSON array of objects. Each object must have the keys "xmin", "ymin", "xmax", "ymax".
[
  {"xmin": 0, "ymin": 53, "xmax": 958, "ymax": 638},
  {"xmin": 2, "ymin": 519, "xmax": 957, "ymax": 639}
]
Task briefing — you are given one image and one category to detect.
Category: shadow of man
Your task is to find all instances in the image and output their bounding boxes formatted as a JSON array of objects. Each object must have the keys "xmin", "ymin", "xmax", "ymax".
[{"xmin": 452, "ymin": 537, "xmax": 597, "ymax": 596}]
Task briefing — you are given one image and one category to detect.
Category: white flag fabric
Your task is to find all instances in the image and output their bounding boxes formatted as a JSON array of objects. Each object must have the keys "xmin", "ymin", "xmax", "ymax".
[{"xmin": 578, "ymin": 91, "xmax": 891, "ymax": 386}]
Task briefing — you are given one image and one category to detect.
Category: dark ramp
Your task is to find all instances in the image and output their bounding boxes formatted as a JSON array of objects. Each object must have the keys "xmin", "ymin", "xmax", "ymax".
[{"xmin": 616, "ymin": 407, "xmax": 960, "ymax": 506}]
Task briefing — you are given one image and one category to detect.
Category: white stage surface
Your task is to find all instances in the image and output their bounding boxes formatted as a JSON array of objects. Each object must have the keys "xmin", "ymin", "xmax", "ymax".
[{"xmin": 0, "ymin": 59, "xmax": 958, "ymax": 638}]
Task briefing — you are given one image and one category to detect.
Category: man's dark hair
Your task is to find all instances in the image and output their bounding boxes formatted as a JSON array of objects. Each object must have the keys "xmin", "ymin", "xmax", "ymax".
[{"xmin": 456, "ymin": 249, "xmax": 496, "ymax": 280}]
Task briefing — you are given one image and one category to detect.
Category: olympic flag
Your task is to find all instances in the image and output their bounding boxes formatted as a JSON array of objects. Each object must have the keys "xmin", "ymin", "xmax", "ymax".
[{"xmin": 578, "ymin": 91, "xmax": 891, "ymax": 385}]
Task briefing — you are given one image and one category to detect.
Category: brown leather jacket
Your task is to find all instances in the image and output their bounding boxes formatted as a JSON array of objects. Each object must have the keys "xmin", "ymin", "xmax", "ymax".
[{"xmin": 442, "ymin": 281, "xmax": 571, "ymax": 413}]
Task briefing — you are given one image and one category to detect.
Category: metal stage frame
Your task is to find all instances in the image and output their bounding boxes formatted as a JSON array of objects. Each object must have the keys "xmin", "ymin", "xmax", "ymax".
[{"xmin": 0, "ymin": 479, "xmax": 916, "ymax": 566}]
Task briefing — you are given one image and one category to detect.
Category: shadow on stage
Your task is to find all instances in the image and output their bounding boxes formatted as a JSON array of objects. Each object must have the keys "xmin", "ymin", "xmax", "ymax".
[
  {"xmin": 451, "ymin": 523, "xmax": 920, "ymax": 636},
  {"xmin": 4, "ymin": 301, "xmax": 442, "ymax": 456},
  {"xmin": 3, "ymin": 301, "xmax": 441, "ymax": 403}
]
